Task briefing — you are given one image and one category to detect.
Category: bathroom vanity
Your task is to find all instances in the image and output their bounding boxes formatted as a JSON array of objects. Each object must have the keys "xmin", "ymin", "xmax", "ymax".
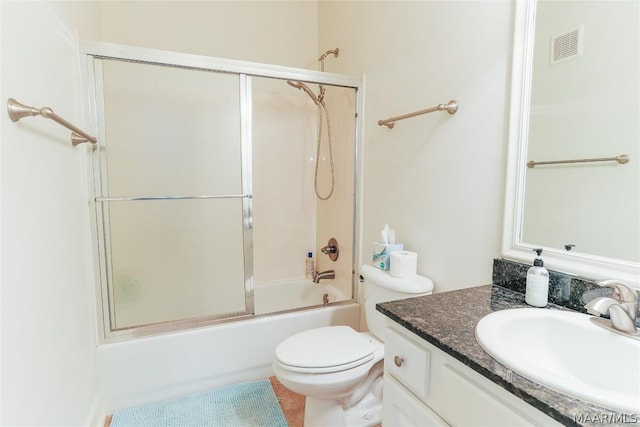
[{"xmin": 377, "ymin": 285, "xmax": 631, "ymax": 427}]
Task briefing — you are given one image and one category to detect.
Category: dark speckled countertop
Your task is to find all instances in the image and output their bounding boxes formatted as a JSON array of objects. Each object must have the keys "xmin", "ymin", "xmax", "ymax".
[{"xmin": 377, "ymin": 284, "xmax": 639, "ymax": 427}]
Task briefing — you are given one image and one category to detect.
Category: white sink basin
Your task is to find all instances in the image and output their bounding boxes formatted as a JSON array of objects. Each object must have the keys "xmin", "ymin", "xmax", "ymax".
[{"xmin": 475, "ymin": 308, "xmax": 640, "ymax": 413}]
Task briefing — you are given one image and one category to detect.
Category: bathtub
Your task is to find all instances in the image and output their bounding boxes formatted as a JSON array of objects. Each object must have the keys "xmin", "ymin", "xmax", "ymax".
[
  {"xmin": 96, "ymin": 280, "xmax": 359, "ymax": 418},
  {"xmin": 254, "ymin": 277, "xmax": 348, "ymax": 314}
]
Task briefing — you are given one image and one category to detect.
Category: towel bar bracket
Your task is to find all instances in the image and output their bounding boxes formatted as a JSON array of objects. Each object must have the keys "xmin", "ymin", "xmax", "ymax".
[{"xmin": 7, "ymin": 98, "xmax": 97, "ymax": 146}]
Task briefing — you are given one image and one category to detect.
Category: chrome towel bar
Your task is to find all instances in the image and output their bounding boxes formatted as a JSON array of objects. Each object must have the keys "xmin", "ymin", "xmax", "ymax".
[
  {"xmin": 378, "ymin": 100, "xmax": 459, "ymax": 129},
  {"xmin": 7, "ymin": 98, "xmax": 97, "ymax": 146},
  {"xmin": 527, "ymin": 154, "xmax": 629, "ymax": 168}
]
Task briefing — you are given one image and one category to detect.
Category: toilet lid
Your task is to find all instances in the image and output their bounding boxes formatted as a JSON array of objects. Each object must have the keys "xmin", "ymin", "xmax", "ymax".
[{"xmin": 275, "ymin": 326, "xmax": 375, "ymax": 374}]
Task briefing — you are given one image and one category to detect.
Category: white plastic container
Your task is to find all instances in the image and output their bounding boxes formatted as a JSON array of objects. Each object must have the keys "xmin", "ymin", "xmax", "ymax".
[
  {"xmin": 305, "ymin": 252, "xmax": 315, "ymax": 279},
  {"xmin": 525, "ymin": 248, "xmax": 549, "ymax": 307}
]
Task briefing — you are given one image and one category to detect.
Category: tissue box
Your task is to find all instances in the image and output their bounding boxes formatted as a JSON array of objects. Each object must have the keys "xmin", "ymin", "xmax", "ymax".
[{"xmin": 372, "ymin": 242, "xmax": 403, "ymax": 270}]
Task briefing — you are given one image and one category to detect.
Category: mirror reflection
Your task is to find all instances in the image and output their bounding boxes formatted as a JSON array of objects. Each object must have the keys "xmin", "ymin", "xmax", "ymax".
[{"xmin": 521, "ymin": 0, "xmax": 639, "ymax": 263}]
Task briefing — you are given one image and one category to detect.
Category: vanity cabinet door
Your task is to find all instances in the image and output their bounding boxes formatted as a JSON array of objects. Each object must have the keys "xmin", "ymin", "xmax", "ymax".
[
  {"xmin": 384, "ymin": 326, "xmax": 431, "ymax": 401},
  {"xmin": 429, "ymin": 358, "xmax": 545, "ymax": 426},
  {"xmin": 384, "ymin": 323, "xmax": 563, "ymax": 427},
  {"xmin": 383, "ymin": 375, "xmax": 449, "ymax": 427}
]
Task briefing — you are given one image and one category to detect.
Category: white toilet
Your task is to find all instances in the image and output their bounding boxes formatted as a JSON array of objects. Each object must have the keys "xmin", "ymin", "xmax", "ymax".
[{"xmin": 273, "ymin": 264, "xmax": 433, "ymax": 427}]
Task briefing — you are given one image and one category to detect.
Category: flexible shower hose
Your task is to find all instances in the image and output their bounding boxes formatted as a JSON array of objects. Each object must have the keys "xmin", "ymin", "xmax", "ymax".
[{"xmin": 314, "ymin": 101, "xmax": 335, "ymax": 200}]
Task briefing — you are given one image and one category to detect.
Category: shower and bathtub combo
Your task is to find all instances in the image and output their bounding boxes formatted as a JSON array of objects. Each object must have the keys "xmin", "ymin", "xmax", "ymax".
[
  {"xmin": 78, "ymin": 42, "xmax": 358, "ymax": 334},
  {"xmin": 6, "ymin": 41, "xmax": 429, "ymax": 424}
]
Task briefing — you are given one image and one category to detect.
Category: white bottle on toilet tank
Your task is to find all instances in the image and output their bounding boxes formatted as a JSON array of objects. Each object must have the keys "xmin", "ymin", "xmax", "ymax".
[{"xmin": 525, "ymin": 248, "xmax": 549, "ymax": 307}]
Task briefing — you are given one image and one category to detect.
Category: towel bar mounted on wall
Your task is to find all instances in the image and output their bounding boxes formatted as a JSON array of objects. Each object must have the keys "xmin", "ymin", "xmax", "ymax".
[
  {"xmin": 378, "ymin": 100, "xmax": 459, "ymax": 129},
  {"xmin": 527, "ymin": 154, "xmax": 630, "ymax": 168},
  {"xmin": 6, "ymin": 98, "xmax": 97, "ymax": 146}
]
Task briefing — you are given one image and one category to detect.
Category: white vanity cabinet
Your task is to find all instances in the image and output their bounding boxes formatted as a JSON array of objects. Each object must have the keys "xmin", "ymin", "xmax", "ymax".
[{"xmin": 383, "ymin": 322, "xmax": 563, "ymax": 426}]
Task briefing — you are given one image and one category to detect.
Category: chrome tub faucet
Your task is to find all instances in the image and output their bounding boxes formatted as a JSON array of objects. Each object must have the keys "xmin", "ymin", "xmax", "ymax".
[
  {"xmin": 313, "ymin": 269, "xmax": 335, "ymax": 284},
  {"xmin": 585, "ymin": 280, "xmax": 639, "ymax": 336}
]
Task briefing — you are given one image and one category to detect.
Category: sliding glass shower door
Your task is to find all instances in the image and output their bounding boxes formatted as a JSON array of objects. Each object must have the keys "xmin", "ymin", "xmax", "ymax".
[
  {"xmin": 94, "ymin": 59, "xmax": 252, "ymax": 330},
  {"xmin": 84, "ymin": 41, "xmax": 362, "ymax": 342}
]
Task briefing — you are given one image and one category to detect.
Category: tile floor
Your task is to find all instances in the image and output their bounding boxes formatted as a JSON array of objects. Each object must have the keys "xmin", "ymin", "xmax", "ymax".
[
  {"xmin": 269, "ymin": 376, "xmax": 305, "ymax": 427},
  {"xmin": 103, "ymin": 376, "xmax": 304, "ymax": 427}
]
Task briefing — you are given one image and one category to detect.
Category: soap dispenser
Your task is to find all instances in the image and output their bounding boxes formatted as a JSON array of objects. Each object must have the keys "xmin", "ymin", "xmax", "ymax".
[{"xmin": 525, "ymin": 248, "xmax": 549, "ymax": 307}]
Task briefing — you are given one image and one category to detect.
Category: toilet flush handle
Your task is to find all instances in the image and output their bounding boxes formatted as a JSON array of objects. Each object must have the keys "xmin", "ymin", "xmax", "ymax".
[{"xmin": 394, "ymin": 355, "xmax": 404, "ymax": 367}]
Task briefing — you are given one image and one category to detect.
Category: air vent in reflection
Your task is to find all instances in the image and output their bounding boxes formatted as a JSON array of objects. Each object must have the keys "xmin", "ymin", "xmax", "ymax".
[{"xmin": 551, "ymin": 26, "xmax": 583, "ymax": 65}]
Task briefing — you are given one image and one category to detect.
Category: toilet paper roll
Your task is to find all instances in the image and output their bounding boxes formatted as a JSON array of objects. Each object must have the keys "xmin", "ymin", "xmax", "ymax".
[{"xmin": 389, "ymin": 251, "xmax": 418, "ymax": 278}]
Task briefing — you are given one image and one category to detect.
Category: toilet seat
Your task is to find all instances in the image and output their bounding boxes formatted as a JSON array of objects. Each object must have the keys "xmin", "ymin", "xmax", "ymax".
[{"xmin": 275, "ymin": 326, "xmax": 375, "ymax": 374}]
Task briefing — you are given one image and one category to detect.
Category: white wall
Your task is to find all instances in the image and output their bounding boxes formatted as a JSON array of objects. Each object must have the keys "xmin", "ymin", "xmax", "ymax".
[
  {"xmin": 0, "ymin": 1, "xmax": 102, "ymax": 425},
  {"xmin": 97, "ymin": 1, "xmax": 319, "ymax": 69},
  {"xmin": 319, "ymin": 1, "xmax": 514, "ymax": 293}
]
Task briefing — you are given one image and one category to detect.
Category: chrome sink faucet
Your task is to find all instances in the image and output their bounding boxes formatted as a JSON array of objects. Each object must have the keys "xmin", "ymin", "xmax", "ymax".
[
  {"xmin": 313, "ymin": 269, "xmax": 335, "ymax": 284},
  {"xmin": 584, "ymin": 280, "xmax": 638, "ymax": 335}
]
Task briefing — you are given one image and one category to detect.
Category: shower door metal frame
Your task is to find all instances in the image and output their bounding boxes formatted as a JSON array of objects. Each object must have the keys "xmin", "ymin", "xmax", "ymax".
[
  {"xmin": 79, "ymin": 41, "xmax": 363, "ymax": 343},
  {"xmin": 85, "ymin": 53, "xmax": 255, "ymax": 342}
]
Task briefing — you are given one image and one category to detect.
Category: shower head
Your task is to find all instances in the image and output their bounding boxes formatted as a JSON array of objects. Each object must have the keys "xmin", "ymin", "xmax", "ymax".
[{"xmin": 286, "ymin": 80, "xmax": 322, "ymax": 106}]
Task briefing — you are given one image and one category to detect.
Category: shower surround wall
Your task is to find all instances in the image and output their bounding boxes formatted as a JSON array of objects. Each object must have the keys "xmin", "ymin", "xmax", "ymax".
[
  {"xmin": 252, "ymin": 78, "xmax": 318, "ymax": 284},
  {"xmin": 315, "ymin": 85, "xmax": 357, "ymax": 293},
  {"xmin": 252, "ymin": 77, "xmax": 355, "ymax": 300}
]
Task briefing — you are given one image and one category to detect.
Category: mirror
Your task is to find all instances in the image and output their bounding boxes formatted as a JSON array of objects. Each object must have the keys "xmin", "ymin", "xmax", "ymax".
[{"xmin": 502, "ymin": 0, "xmax": 639, "ymax": 287}]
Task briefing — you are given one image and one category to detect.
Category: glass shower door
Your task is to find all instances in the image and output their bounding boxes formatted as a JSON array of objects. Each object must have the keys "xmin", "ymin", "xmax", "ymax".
[{"xmin": 94, "ymin": 59, "xmax": 251, "ymax": 330}]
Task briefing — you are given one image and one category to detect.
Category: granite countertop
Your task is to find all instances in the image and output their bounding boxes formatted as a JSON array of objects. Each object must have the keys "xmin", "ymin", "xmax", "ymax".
[{"xmin": 377, "ymin": 284, "xmax": 638, "ymax": 427}]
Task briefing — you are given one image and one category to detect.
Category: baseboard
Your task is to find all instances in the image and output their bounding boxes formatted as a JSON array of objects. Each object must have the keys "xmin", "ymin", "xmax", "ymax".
[{"xmin": 84, "ymin": 394, "xmax": 106, "ymax": 427}]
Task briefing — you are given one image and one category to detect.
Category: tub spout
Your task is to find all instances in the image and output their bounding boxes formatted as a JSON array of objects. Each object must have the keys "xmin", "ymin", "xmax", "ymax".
[{"xmin": 313, "ymin": 270, "xmax": 335, "ymax": 284}]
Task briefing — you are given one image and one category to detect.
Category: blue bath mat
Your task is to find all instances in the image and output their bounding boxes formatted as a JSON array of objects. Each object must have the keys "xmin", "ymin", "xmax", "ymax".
[{"xmin": 110, "ymin": 379, "xmax": 288, "ymax": 427}]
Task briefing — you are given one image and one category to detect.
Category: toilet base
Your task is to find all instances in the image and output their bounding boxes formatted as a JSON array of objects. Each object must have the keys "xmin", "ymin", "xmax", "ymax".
[{"xmin": 304, "ymin": 381, "xmax": 383, "ymax": 427}]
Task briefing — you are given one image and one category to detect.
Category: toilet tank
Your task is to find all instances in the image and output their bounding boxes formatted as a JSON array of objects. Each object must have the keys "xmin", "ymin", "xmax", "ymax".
[{"xmin": 360, "ymin": 264, "xmax": 433, "ymax": 342}]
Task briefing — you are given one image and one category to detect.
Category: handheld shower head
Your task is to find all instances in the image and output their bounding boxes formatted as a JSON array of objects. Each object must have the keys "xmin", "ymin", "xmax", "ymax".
[
  {"xmin": 286, "ymin": 80, "xmax": 304, "ymax": 90},
  {"xmin": 284, "ymin": 78, "xmax": 335, "ymax": 201},
  {"xmin": 286, "ymin": 80, "xmax": 322, "ymax": 106}
]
